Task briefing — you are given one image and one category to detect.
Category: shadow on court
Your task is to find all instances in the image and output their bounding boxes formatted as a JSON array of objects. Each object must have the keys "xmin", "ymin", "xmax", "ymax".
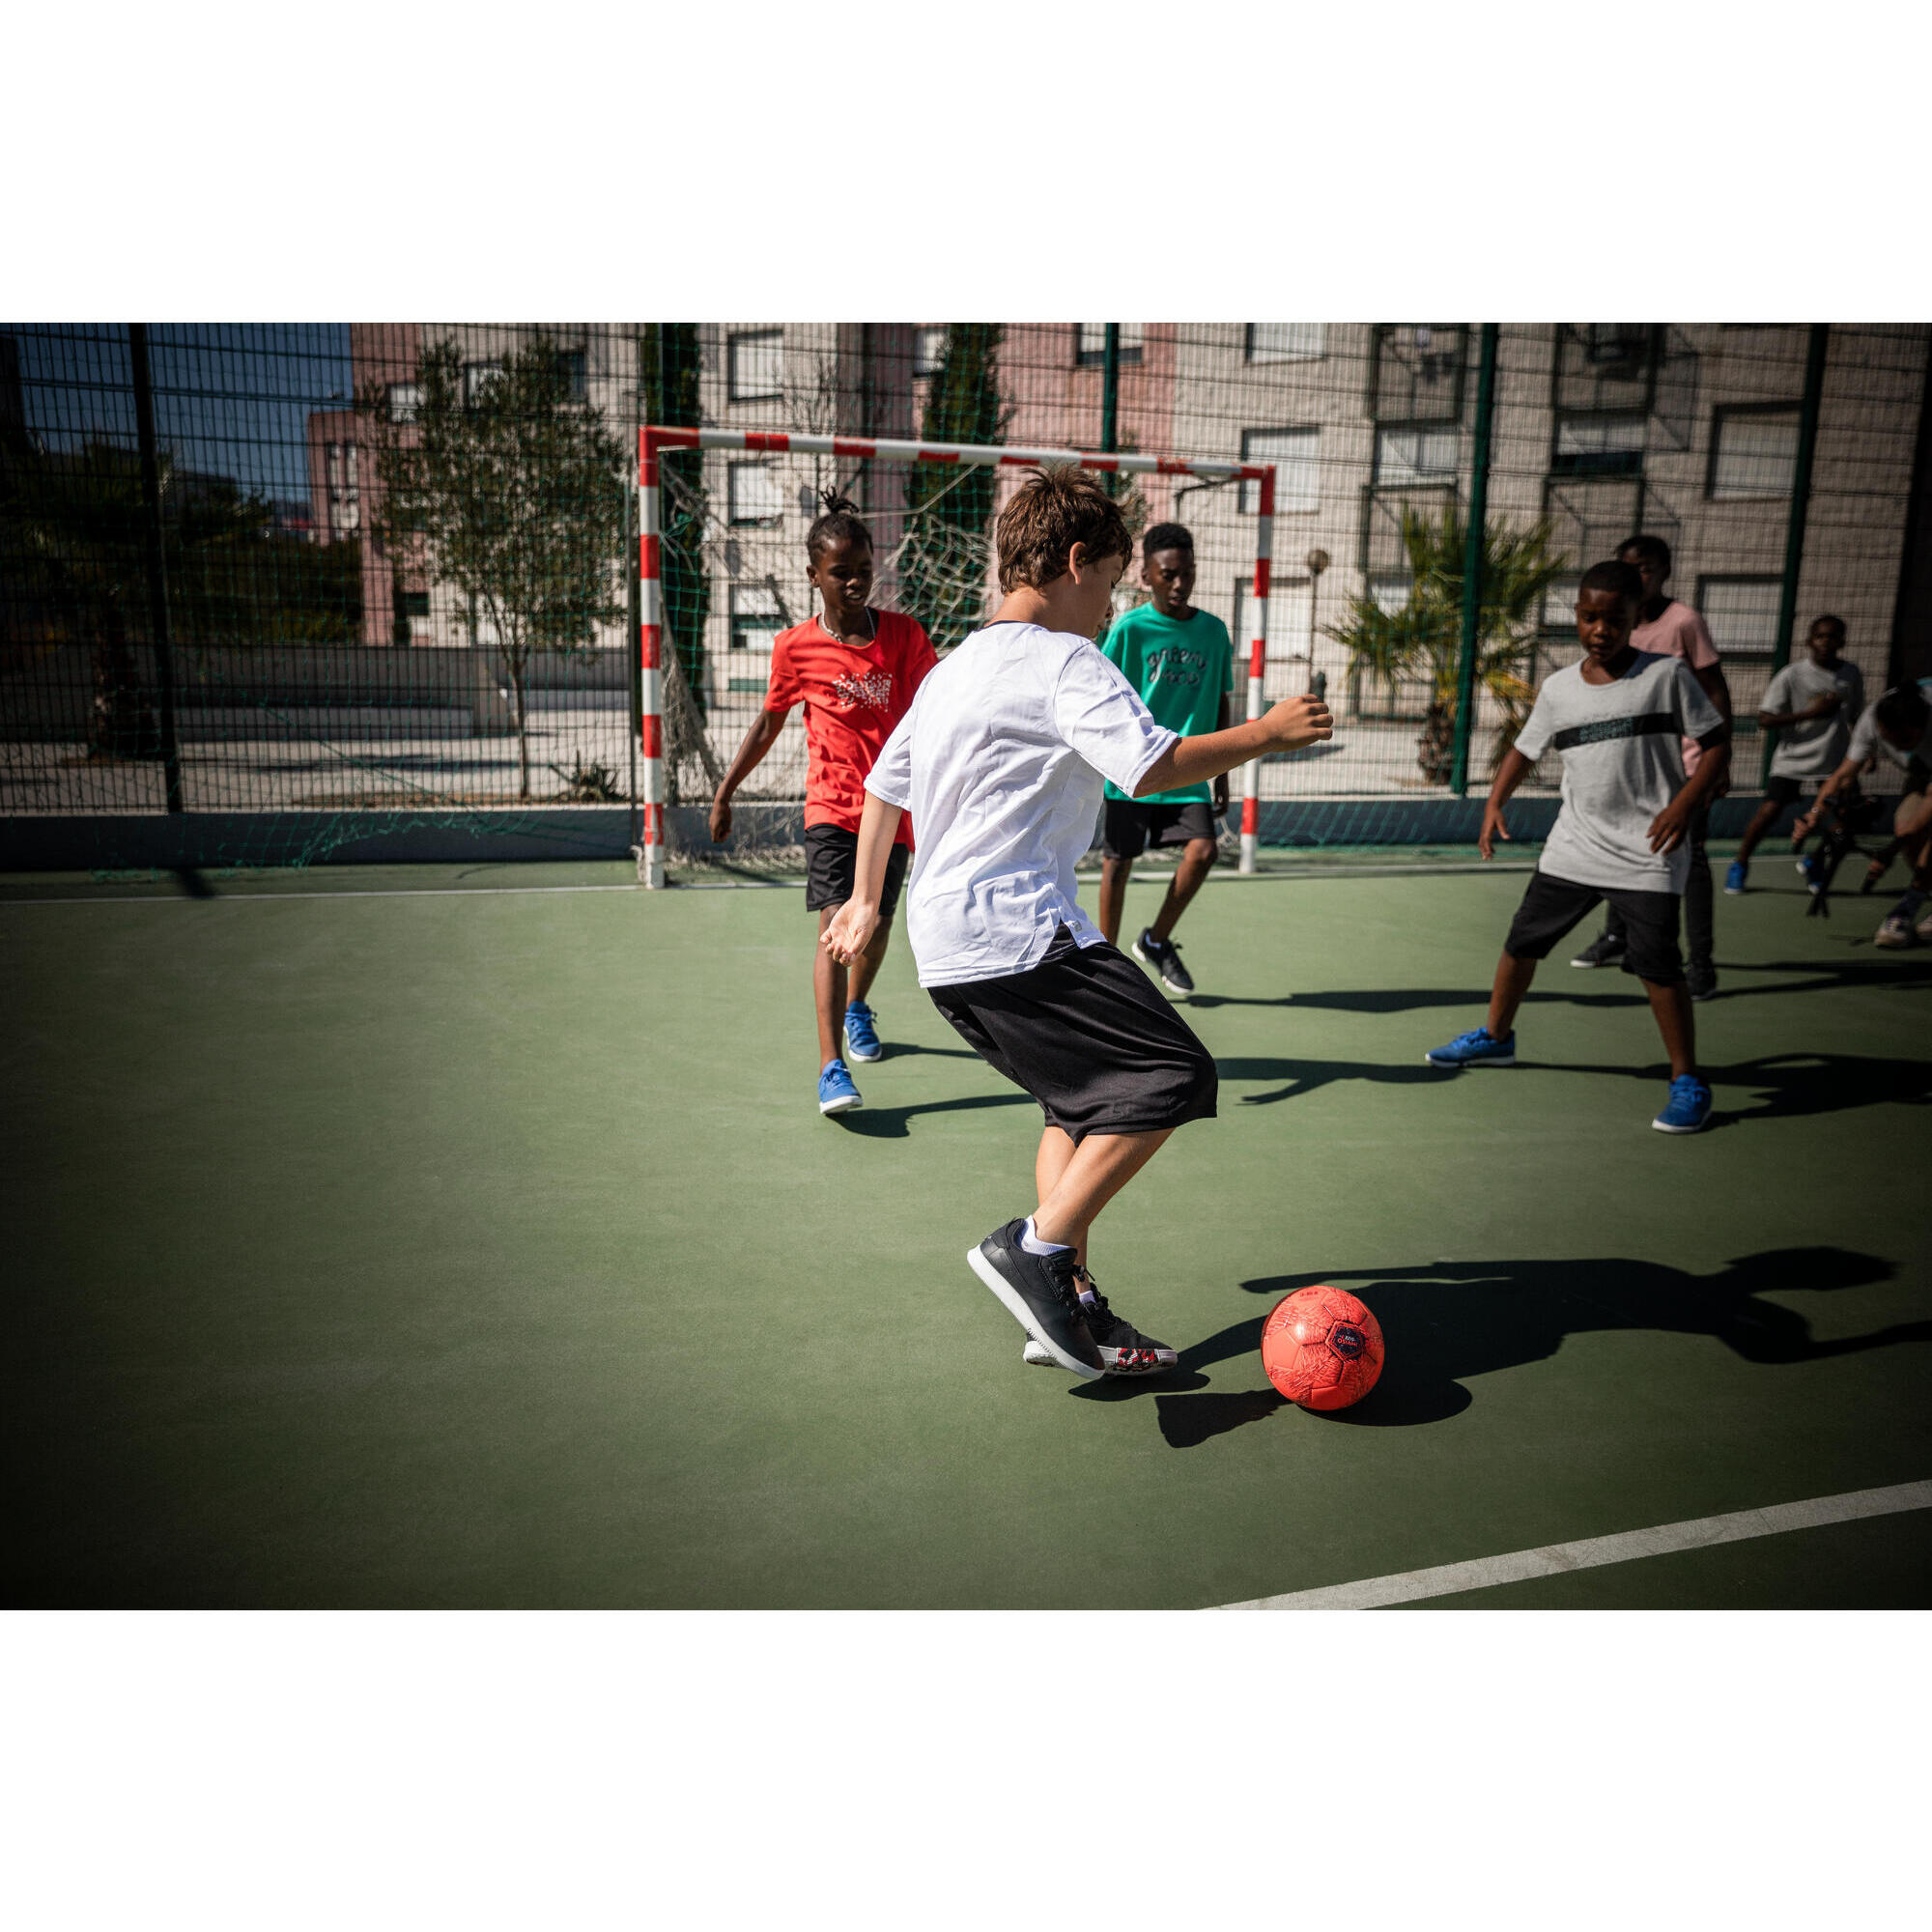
[
  {"xmin": 1189, "ymin": 955, "xmax": 1932, "ymax": 1016},
  {"xmin": 832, "ymin": 1090, "xmax": 1034, "ymax": 1138},
  {"xmin": 1147, "ymin": 1246, "xmax": 1932, "ymax": 1449}
]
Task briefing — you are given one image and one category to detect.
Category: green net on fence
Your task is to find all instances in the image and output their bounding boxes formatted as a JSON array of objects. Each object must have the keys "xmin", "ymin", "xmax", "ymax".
[{"xmin": 4, "ymin": 321, "xmax": 1928, "ymax": 875}]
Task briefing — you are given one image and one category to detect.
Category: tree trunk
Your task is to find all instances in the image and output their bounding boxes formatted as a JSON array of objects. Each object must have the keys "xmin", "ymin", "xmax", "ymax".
[
  {"xmin": 88, "ymin": 597, "xmax": 162, "ymax": 760},
  {"xmin": 1417, "ymin": 700, "xmax": 1455, "ymax": 786},
  {"xmin": 507, "ymin": 651, "xmax": 530, "ymax": 801}
]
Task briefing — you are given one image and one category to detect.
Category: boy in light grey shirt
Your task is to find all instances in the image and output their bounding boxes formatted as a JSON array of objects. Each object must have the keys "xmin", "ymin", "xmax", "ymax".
[
  {"xmin": 1725, "ymin": 615, "xmax": 1863, "ymax": 894},
  {"xmin": 1425, "ymin": 559, "xmax": 1729, "ymax": 1134}
]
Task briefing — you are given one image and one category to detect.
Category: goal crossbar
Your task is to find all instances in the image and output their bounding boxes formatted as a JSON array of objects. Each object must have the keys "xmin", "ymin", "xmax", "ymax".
[{"xmin": 637, "ymin": 425, "xmax": 1277, "ymax": 887}]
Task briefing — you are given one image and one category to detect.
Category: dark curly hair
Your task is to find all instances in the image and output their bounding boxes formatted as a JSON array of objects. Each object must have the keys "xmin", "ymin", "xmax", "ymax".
[
  {"xmin": 1578, "ymin": 558, "xmax": 1644, "ymax": 604},
  {"xmin": 807, "ymin": 489, "xmax": 871, "ymax": 562},
  {"xmin": 1141, "ymin": 522, "xmax": 1194, "ymax": 559}
]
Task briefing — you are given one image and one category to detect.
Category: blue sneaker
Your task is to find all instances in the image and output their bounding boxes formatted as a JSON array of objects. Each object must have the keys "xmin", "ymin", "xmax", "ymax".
[
  {"xmin": 843, "ymin": 1001, "xmax": 883, "ymax": 1063},
  {"xmin": 817, "ymin": 1058, "xmax": 863, "ymax": 1116},
  {"xmin": 1724, "ymin": 860, "xmax": 1748, "ymax": 895},
  {"xmin": 1652, "ymin": 1073, "xmax": 1713, "ymax": 1134},
  {"xmin": 1801, "ymin": 854, "xmax": 1825, "ymax": 894},
  {"xmin": 1425, "ymin": 1027, "xmax": 1516, "ymax": 1068}
]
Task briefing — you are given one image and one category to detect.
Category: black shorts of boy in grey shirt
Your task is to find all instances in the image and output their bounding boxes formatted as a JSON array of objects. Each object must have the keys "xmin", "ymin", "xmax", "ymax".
[{"xmin": 1504, "ymin": 651, "xmax": 1725, "ymax": 983}]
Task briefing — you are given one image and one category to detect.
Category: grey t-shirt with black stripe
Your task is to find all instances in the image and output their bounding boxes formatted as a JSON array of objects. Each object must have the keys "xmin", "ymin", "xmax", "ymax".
[{"xmin": 1514, "ymin": 651, "xmax": 1724, "ymax": 894}]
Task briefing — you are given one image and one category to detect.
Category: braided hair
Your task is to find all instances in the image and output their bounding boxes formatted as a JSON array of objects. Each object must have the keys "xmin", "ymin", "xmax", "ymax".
[{"xmin": 807, "ymin": 489, "xmax": 871, "ymax": 561}]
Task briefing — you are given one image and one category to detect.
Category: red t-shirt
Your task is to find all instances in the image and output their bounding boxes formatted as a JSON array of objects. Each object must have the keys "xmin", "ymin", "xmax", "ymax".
[{"xmin": 764, "ymin": 610, "xmax": 937, "ymax": 846}]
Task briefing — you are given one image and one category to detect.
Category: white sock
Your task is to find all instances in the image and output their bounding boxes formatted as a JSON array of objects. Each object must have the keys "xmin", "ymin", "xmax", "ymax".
[{"xmin": 1019, "ymin": 1216, "xmax": 1072, "ymax": 1258}]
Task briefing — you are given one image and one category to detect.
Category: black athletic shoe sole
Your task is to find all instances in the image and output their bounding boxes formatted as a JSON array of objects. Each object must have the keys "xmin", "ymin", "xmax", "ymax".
[
  {"xmin": 968, "ymin": 1229, "xmax": 1104, "ymax": 1380},
  {"xmin": 1130, "ymin": 938, "xmax": 1194, "ymax": 1001}
]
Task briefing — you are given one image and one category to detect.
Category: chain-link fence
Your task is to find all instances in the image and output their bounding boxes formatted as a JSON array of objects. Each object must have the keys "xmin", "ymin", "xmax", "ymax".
[{"xmin": 4, "ymin": 321, "xmax": 1927, "ymax": 871}]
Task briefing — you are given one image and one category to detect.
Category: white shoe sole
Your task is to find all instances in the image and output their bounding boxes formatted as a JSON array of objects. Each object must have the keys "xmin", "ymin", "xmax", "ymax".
[
  {"xmin": 1130, "ymin": 941, "xmax": 1191, "ymax": 1001},
  {"xmin": 1424, "ymin": 1053, "xmax": 1515, "ymax": 1068},
  {"xmin": 1651, "ymin": 1116, "xmax": 1711, "ymax": 1134},
  {"xmin": 843, "ymin": 1043, "xmax": 883, "ymax": 1064},
  {"xmin": 1569, "ymin": 957, "xmax": 1623, "ymax": 969},
  {"xmin": 967, "ymin": 1246, "xmax": 1104, "ymax": 1380},
  {"xmin": 1023, "ymin": 1338, "xmax": 1176, "ymax": 1375},
  {"xmin": 818, "ymin": 1093, "xmax": 863, "ymax": 1116}
]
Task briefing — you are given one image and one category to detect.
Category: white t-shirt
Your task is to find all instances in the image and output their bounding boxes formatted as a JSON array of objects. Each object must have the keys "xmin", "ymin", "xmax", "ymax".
[
  {"xmin": 1514, "ymin": 651, "xmax": 1723, "ymax": 895},
  {"xmin": 1847, "ymin": 691, "xmax": 1925, "ymax": 773},
  {"xmin": 1762, "ymin": 657, "xmax": 1863, "ymax": 779},
  {"xmin": 865, "ymin": 621, "xmax": 1179, "ymax": 986}
]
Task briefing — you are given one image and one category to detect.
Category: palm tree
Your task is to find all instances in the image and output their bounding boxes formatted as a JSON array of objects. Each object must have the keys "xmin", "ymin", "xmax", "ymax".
[{"xmin": 1324, "ymin": 506, "xmax": 1568, "ymax": 783}]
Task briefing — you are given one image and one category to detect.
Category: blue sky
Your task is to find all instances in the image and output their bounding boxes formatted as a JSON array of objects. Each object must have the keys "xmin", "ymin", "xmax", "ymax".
[{"xmin": 4, "ymin": 324, "xmax": 354, "ymax": 504}]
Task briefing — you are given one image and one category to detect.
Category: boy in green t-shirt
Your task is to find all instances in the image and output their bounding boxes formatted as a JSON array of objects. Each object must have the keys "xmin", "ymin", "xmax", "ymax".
[{"xmin": 1095, "ymin": 522, "xmax": 1235, "ymax": 999}]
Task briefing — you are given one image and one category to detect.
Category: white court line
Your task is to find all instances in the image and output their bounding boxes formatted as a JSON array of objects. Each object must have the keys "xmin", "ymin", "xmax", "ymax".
[{"xmin": 1213, "ymin": 1479, "xmax": 1932, "ymax": 1610}]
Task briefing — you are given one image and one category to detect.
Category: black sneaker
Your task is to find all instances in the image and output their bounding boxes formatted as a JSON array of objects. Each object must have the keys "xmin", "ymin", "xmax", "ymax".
[
  {"xmin": 1688, "ymin": 970, "xmax": 1719, "ymax": 1003},
  {"xmin": 968, "ymin": 1222, "xmax": 1104, "ymax": 1379},
  {"xmin": 1569, "ymin": 928, "xmax": 1627, "ymax": 969},
  {"xmin": 1131, "ymin": 928, "xmax": 1196, "ymax": 1000},
  {"xmin": 1023, "ymin": 1269, "xmax": 1178, "ymax": 1376}
]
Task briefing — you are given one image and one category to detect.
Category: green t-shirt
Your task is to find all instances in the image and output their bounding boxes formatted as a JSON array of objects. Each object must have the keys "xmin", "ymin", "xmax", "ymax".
[{"xmin": 1099, "ymin": 603, "xmax": 1236, "ymax": 803}]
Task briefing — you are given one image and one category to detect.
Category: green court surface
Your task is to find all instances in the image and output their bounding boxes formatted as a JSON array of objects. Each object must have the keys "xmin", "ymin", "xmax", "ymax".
[{"xmin": 4, "ymin": 858, "xmax": 1929, "ymax": 1608}]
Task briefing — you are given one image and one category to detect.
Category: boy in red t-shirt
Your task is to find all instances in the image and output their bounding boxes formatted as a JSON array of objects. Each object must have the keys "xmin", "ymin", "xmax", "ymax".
[{"xmin": 709, "ymin": 493, "xmax": 937, "ymax": 1116}]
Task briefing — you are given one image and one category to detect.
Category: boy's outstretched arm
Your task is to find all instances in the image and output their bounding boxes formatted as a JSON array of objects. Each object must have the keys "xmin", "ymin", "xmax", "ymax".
[
  {"xmin": 1132, "ymin": 694, "xmax": 1331, "ymax": 798},
  {"xmin": 822, "ymin": 792, "xmax": 905, "ymax": 965},
  {"xmin": 709, "ymin": 710, "xmax": 786, "ymax": 842},
  {"xmin": 1648, "ymin": 730, "xmax": 1731, "ymax": 853},
  {"xmin": 1792, "ymin": 753, "xmax": 1869, "ymax": 839},
  {"xmin": 1480, "ymin": 748, "xmax": 1533, "ymax": 860}
]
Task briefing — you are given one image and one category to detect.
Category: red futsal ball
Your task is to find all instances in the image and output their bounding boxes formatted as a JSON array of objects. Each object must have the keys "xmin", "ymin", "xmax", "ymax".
[{"xmin": 1262, "ymin": 1287, "xmax": 1385, "ymax": 1412}]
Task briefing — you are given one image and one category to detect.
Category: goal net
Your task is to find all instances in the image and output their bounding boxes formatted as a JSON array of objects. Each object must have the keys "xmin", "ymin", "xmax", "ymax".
[{"xmin": 639, "ymin": 425, "xmax": 1280, "ymax": 887}]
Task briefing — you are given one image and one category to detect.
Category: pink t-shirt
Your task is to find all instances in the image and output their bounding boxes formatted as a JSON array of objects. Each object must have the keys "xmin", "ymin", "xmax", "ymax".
[{"xmin": 1633, "ymin": 600, "xmax": 1720, "ymax": 772}]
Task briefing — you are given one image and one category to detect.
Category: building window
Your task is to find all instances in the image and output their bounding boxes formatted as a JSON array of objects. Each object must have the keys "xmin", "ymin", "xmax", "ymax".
[
  {"xmin": 1074, "ymin": 324, "xmax": 1145, "ymax": 367},
  {"xmin": 325, "ymin": 441, "xmax": 359, "ymax": 534},
  {"xmin": 728, "ymin": 331, "xmax": 784, "ymax": 403},
  {"xmin": 728, "ymin": 462, "xmax": 783, "ymax": 526},
  {"xmin": 1234, "ymin": 577, "xmax": 1317, "ymax": 666},
  {"xmin": 463, "ymin": 359, "xmax": 504, "ymax": 406},
  {"xmin": 1246, "ymin": 324, "xmax": 1324, "ymax": 364},
  {"xmin": 1709, "ymin": 407, "xmax": 1801, "ymax": 499},
  {"xmin": 1374, "ymin": 425, "xmax": 1459, "ymax": 488},
  {"xmin": 559, "ymin": 349, "xmax": 587, "ymax": 402},
  {"xmin": 1541, "ymin": 576, "xmax": 1581, "ymax": 632},
  {"xmin": 1239, "ymin": 427, "xmax": 1321, "ymax": 514},
  {"xmin": 1697, "ymin": 577, "xmax": 1784, "ymax": 655},
  {"xmin": 1368, "ymin": 574, "xmax": 1413, "ymax": 615},
  {"xmin": 1370, "ymin": 325, "xmax": 1466, "ymax": 423},
  {"xmin": 385, "ymin": 382, "xmax": 420, "ymax": 424},
  {"xmin": 913, "ymin": 327, "xmax": 948, "ymax": 378},
  {"xmin": 729, "ymin": 582, "xmax": 784, "ymax": 654},
  {"xmin": 1551, "ymin": 413, "xmax": 1645, "ymax": 478}
]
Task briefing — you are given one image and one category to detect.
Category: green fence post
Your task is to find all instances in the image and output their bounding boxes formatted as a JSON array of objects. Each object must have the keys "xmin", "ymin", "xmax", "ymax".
[
  {"xmin": 128, "ymin": 324, "xmax": 185, "ymax": 814},
  {"xmin": 1100, "ymin": 324, "xmax": 1121, "ymax": 457},
  {"xmin": 1450, "ymin": 323, "xmax": 1500, "ymax": 797},
  {"xmin": 1762, "ymin": 324, "xmax": 1832, "ymax": 786}
]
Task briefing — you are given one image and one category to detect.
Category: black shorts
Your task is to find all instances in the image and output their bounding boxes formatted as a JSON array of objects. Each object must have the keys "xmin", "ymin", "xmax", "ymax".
[
  {"xmin": 1763, "ymin": 774, "xmax": 1805, "ymax": 809},
  {"xmin": 1506, "ymin": 870, "xmax": 1684, "ymax": 985},
  {"xmin": 928, "ymin": 924, "xmax": 1218, "ymax": 1145},
  {"xmin": 1908, "ymin": 756, "xmax": 1931, "ymax": 799},
  {"xmin": 804, "ymin": 824, "xmax": 908, "ymax": 917},
  {"xmin": 1102, "ymin": 798, "xmax": 1219, "ymax": 861}
]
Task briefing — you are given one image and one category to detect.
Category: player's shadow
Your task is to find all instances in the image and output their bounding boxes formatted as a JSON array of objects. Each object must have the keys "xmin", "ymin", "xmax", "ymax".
[
  {"xmin": 1188, "ymin": 957, "xmax": 1932, "ymax": 1016},
  {"xmin": 1214, "ymin": 1055, "xmax": 1449, "ymax": 1107},
  {"xmin": 1556, "ymin": 1051, "xmax": 1932, "ymax": 1124},
  {"xmin": 1151, "ymin": 1246, "xmax": 1931, "ymax": 1450},
  {"xmin": 833, "ymin": 1091, "xmax": 1035, "ymax": 1139}
]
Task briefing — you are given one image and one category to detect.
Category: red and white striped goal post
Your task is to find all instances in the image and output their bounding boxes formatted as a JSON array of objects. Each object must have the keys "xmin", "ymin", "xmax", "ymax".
[{"xmin": 637, "ymin": 425, "xmax": 1277, "ymax": 889}]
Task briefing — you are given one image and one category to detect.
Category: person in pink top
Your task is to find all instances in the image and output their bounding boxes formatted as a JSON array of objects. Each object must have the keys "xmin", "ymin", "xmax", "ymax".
[{"xmin": 1568, "ymin": 534, "xmax": 1732, "ymax": 997}]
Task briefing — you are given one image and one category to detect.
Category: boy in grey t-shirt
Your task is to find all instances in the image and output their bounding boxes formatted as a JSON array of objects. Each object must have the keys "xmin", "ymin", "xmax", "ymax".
[
  {"xmin": 1725, "ymin": 615, "xmax": 1863, "ymax": 894},
  {"xmin": 1426, "ymin": 559, "xmax": 1730, "ymax": 1134}
]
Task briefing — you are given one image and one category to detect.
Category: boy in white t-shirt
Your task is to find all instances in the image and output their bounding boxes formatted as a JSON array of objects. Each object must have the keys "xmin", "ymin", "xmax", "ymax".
[
  {"xmin": 1425, "ymin": 559, "xmax": 1730, "ymax": 1134},
  {"xmin": 1792, "ymin": 683, "xmax": 1932, "ymax": 946},
  {"xmin": 822, "ymin": 469, "xmax": 1332, "ymax": 1382},
  {"xmin": 1726, "ymin": 615, "xmax": 1863, "ymax": 893},
  {"xmin": 1569, "ymin": 534, "xmax": 1731, "ymax": 997}
]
